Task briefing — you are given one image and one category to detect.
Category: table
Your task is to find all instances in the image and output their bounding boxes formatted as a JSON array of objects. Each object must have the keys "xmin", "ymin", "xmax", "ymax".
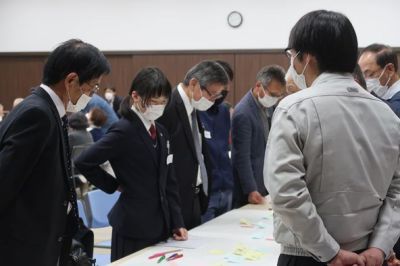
[{"xmin": 109, "ymin": 203, "xmax": 281, "ymax": 266}]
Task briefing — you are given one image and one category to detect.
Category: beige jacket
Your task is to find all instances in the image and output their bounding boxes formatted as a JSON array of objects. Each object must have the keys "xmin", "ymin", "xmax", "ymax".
[{"xmin": 264, "ymin": 73, "xmax": 400, "ymax": 262}]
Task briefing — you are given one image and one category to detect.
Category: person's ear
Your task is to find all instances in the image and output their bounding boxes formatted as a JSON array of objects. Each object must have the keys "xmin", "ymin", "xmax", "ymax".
[
  {"xmin": 386, "ymin": 63, "xmax": 396, "ymax": 76},
  {"xmin": 64, "ymin": 73, "xmax": 79, "ymax": 88}
]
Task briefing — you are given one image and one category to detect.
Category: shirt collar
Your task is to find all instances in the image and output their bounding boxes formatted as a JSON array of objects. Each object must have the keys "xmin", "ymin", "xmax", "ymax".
[
  {"xmin": 310, "ymin": 72, "xmax": 354, "ymax": 88},
  {"xmin": 382, "ymin": 80, "xmax": 400, "ymax": 100},
  {"xmin": 177, "ymin": 83, "xmax": 194, "ymax": 115},
  {"xmin": 131, "ymin": 105, "xmax": 152, "ymax": 132},
  {"xmin": 40, "ymin": 84, "xmax": 66, "ymax": 118}
]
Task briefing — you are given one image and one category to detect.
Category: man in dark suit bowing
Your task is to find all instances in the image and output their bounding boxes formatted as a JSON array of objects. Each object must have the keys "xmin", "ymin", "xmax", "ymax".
[
  {"xmin": 158, "ymin": 60, "xmax": 229, "ymax": 229},
  {"xmin": 0, "ymin": 39, "xmax": 110, "ymax": 266}
]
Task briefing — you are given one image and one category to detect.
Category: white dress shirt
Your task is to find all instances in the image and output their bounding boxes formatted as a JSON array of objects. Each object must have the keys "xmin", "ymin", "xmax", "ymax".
[{"xmin": 177, "ymin": 83, "xmax": 202, "ymax": 186}]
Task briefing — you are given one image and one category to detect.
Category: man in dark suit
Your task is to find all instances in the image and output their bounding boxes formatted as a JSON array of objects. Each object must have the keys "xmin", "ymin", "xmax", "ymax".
[
  {"xmin": 158, "ymin": 60, "xmax": 229, "ymax": 229},
  {"xmin": 104, "ymin": 86, "xmax": 124, "ymax": 118},
  {"xmin": 0, "ymin": 39, "xmax": 110, "ymax": 266},
  {"xmin": 231, "ymin": 65, "xmax": 285, "ymax": 208}
]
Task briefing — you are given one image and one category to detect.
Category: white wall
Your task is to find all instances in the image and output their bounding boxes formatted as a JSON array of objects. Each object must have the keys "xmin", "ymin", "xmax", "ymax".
[{"xmin": 0, "ymin": 0, "xmax": 399, "ymax": 52}]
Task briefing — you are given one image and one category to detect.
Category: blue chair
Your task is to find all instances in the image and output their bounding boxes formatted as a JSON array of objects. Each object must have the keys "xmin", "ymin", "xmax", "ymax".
[
  {"xmin": 87, "ymin": 189, "xmax": 120, "ymax": 228},
  {"xmin": 77, "ymin": 200, "xmax": 89, "ymax": 227}
]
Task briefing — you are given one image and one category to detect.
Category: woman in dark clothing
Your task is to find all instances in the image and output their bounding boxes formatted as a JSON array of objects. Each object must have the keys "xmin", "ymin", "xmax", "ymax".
[{"xmin": 75, "ymin": 67, "xmax": 187, "ymax": 261}]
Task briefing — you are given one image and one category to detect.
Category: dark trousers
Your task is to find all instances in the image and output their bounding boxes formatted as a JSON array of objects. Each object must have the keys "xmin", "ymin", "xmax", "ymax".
[
  {"xmin": 111, "ymin": 229, "xmax": 161, "ymax": 262},
  {"xmin": 184, "ymin": 192, "xmax": 202, "ymax": 230},
  {"xmin": 277, "ymin": 253, "xmax": 388, "ymax": 266}
]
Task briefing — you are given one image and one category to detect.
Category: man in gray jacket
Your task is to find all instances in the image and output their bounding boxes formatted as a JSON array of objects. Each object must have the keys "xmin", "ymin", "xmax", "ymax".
[{"xmin": 265, "ymin": 10, "xmax": 400, "ymax": 266}]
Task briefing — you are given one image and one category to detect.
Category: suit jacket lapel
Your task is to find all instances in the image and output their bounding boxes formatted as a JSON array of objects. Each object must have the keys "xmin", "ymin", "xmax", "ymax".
[
  {"xmin": 33, "ymin": 87, "xmax": 71, "ymax": 184},
  {"xmin": 174, "ymin": 90, "xmax": 197, "ymax": 160},
  {"xmin": 127, "ymin": 110, "xmax": 159, "ymax": 167}
]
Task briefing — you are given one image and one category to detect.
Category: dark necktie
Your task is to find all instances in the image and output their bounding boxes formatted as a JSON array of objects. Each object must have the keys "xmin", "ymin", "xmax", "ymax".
[
  {"xmin": 149, "ymin": 124, "xmax": 157, "ymax": 142},
  {"xmin": 61, "ymin": 115, "xmax": 80, "ymax": 227},
  {"xmin": 191, "ymin": 110, "xmax": 208, "ymax": 195}
]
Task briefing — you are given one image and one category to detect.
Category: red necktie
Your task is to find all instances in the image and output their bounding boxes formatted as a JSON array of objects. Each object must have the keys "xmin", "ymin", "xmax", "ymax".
[{"xmin": 149, "ymin": 124, "xmax": 157, "ymax": 141}]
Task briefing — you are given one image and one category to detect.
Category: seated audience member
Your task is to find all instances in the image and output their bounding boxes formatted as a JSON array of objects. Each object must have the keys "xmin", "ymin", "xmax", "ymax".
[
  {"xmin": 0, "ymin": 104, "xmax": 4, "ymax": 125},
  {"xmin": 75, "ymin": 67, "xmax": 187, "ymax": 262},
  {"xmin": 68, "ymin": 112, "xmax": 94, "ymax": 152},
  {"xmin": 104, "ymin": 86, "xmax": 123, "ymax": 118},
  {"xmin": 12, "ymin": 97, "xmax": 23, "ymax": 108},
  {"xmin": 82, "ymin": 93, "xmax": 118, "ymax": 134},
  {"xmin": 87, "ymin": 107, "xmax": 108, "ymax": 142}
]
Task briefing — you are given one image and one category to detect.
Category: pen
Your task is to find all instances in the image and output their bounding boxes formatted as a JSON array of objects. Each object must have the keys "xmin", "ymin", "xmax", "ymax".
[
  {"xmin": 166, "ymin": 253, "xmax": 178, "ymax": 261},
  {"xmin": 157, "ymin": 255, "xmax": 165, "ymax": 263},
  {"xmin": 148, "ymin": 249, "xmax": 183, "ymax": 259},
  {"xmin": 168, "ymin": 254, "xmax": 183, "ymax": 261}
]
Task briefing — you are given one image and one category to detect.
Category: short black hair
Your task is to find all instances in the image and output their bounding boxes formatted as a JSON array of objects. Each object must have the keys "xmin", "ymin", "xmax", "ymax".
[
  {"xmin": 215, "ymin": 60, "xmax": 234, "ymax": 81},
  {"xmin": 42, "ymin": 39, "xmax": 111, "ymax": 85},
  {"xmin": 120, "ymin": 67, "xmax": 172, "ymax": 118},
  {"xmin": 287, "ymin": 10, "xmax": 358, "ymax": 73},
  {"xmin": 183, "ymin": 60, "xmax": 229, "ymax": 88},
  {"xmin": 361, "ymin": 43, "xmax": 398, "ymax": 72},
  {"xmin": 256, "ymin": 65, "xmax": 286, "ymax": 87},
  {"xmin": 68, "ymin": 112, "xmax": 89, "ymax": 130}
]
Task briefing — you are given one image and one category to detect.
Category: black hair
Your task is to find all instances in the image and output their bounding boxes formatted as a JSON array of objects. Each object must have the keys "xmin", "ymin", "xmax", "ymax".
[
  {"xmin": 68, "ymin": 112, "xmax": 89, "ymax": 130},
  {"xmin": 256, "ymin": 65, "xmax": 286, "ymax": 87},
  {"xmin": 352, "ymin": 64, "xmax": 367, "ymax": 90},
  {"xmin": 215, "ymin": 60, "xmax": 234, "ymax": 81},
  {"xmin": 120, "ymin": 67, "xmax": 172, "ymax": 118},
  {"xmin": 361, "ymin": 43, "xmax": 398, "ymax": 72},
  {"xmin": 182, "ymin": 60, "xmax": 229, "ymax": 88},
  {"xmin": 287, "ymin": 10, "xmax": 358, "ymax": 73},
  {"xmin": 42, "ymin": 39, "xmax": 111, "ymax": 85}
]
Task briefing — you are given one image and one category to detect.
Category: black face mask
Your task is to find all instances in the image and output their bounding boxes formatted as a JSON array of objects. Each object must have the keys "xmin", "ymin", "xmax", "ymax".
[{"xmin": 213, "ymin": 90, "xmax": 228, "ymax": 106}]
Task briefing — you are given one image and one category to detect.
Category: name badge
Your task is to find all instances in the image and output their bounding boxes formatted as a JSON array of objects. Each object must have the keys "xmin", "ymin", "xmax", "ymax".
[
  {"xmin": 166, "ymin": 154, "xmax": 173, "ymax": 165},
  {"xmin": 204, "ymin": 130, "xmax": 211, "ymax": 139}
]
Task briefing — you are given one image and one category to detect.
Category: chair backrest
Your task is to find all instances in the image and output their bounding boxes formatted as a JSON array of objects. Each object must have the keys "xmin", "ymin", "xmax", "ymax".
[
  {"xmin": 86, "ymin": 189, "xmax": 120, "ymax": 228},
  {"xmin": 77, "ymin": 200, "xmax": 89, "ymax": 227}
]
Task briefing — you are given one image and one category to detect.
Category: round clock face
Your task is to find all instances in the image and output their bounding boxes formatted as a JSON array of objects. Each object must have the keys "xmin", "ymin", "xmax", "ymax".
[{"xmin": 227, "ymin": 11, "xmax": 243, "ymax": 28}]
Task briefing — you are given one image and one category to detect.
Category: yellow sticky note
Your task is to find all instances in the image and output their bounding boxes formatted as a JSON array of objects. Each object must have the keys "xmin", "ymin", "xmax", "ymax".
[{"xmin": 209, "ymin": 249, "xmax": 225, "ymax": 255}]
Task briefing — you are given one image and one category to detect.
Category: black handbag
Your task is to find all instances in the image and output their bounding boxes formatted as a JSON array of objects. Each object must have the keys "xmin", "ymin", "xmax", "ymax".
[{"xmin": 67, "ymin": 218, "xmax": 96, "ymax": 266}]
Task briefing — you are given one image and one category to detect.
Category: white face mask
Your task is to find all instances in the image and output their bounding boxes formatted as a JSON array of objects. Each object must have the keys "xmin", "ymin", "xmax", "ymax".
[
  {"xmin": 66, "ymin": 88, "xmax": 92, "ymax": 113},
  {"xmin": 137, "ymin": 104, "xmax": 166, "ymax": 121},
  {"xmin": 366, "ymin": 66, "xmax": 392, "ymax": 97},
  {"xmin": 287, "ymin": 52, "xmax": 309, "ymax": 90},
  {"xmin": 191, "ymin": 88, "xmax": 214, "ymax": 111},
  {"xmin": 258, "ymin": 86, "xmax": 279, "ymax": 108},
  {"xmin": 104, "ymin": 92, "xmax": 114, "ymax": 102}
]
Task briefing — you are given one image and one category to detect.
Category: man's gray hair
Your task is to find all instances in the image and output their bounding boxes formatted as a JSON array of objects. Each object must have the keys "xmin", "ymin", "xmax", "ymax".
[
  {"xmin": 256, "ymin": 65, "xmax": 286, "ymax": 87},
  {"xmin": 183, "ymin": 60, "xmax": 229, "ymax": 88}
]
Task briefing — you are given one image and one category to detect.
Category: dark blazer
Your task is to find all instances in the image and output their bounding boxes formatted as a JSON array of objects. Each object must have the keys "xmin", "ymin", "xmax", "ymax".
[
  {"xmin": 198, "ymin": 104, "xmax": 233, "ymax": 193},
  {"xmin": 385, "ymin": 90, "xmax": 400, "ymax": 118},
  {"xmin": 231, "ymin": 90, "xmax": 269, "ymax": 207},
  {"xmin": 157, "ymin": 88, "xmax": 213, "ymax": 229},
  {"xmin": 75, "ymin": 110, "xmax": 184, "ymax": 239},
  {"xmin": 0, "ymin": 87, "xmax": 78, "ymax": 266}
]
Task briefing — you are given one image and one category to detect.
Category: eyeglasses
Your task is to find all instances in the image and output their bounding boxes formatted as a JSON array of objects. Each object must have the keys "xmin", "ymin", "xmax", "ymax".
[
  {"xmin": 85, "ymin": 83, "xmax": 100, "ymax": 95},
  {"xmin": 201, "ymin": 86, "xmax": 227, "ymax": 101}
]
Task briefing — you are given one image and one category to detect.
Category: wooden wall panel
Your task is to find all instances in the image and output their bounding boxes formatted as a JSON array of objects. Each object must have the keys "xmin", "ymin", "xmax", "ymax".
[
  {"xmin": 234, "ymin": 53, "xmax": 287, "ymax": 103},
  {"xmin": 101, "ymin": 55, "xmax": 134, "ymax": 98},
  {"xmin": 130, "ymin": 54, "xmax": 235, "ymax": 104},
  {"xmin": 0, "ymin": 56, "xmax": 45, "ymax": 110}
]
